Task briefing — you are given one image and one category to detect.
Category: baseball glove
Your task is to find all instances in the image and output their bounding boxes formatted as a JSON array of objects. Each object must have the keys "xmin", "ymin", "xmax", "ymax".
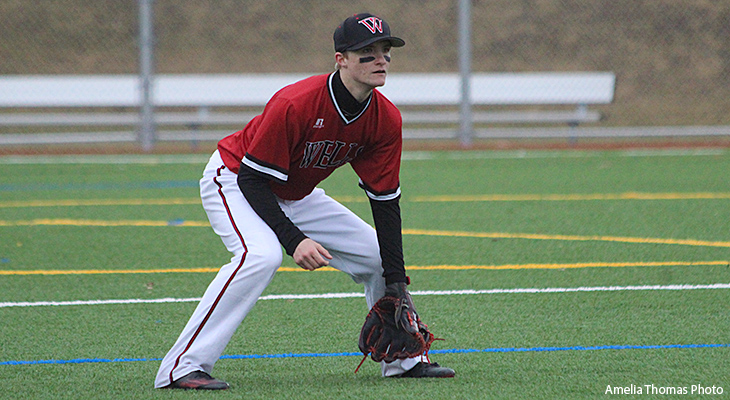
[{"xmin": 356, "ymin": 282, "xmax": 436, "ymax": 370}]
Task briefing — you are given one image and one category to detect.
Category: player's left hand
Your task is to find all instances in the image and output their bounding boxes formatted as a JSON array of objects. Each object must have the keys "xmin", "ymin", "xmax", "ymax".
[
  {"xmin": 357, "ymin": 287, "xmax": 436, "ymax": 366},
  {"xmin": 293, "ymin": 238, "xmax": 332, "ymax": 271},
  {"xmin": 384, "ymin": 281, "xmax": 420, "ymax": 334}
]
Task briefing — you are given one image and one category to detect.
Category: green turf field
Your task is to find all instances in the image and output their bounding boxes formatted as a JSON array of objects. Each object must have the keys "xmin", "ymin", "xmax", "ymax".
[{"xmin": 1, "ymin": 149, "xmax": 729, "ymax": 399}]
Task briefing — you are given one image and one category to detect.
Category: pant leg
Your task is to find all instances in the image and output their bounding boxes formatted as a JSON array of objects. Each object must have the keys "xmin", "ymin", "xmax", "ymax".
[
  {"xmin": 280, "ymin": 188, "xmax": 420, "ymax": 376},
  {"xmin": 154, "ymin": 151, "xmax": 283, "ymax": 388}
]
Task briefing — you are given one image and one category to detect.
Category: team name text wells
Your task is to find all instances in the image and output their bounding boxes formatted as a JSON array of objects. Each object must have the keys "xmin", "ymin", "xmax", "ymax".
[{"xmin": 300, "ymin": 140, "xmax": 364, "ymax": 169}]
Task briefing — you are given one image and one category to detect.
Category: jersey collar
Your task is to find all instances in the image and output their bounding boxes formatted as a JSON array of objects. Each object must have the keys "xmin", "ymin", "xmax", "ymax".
[{"xmin": 328, "ymin": 71, "xmax": 372, "ymax": 125}]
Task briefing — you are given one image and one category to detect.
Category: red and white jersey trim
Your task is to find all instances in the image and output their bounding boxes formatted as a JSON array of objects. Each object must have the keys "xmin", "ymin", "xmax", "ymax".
[
  {"xmin": 242, "ymin": 155, "xmax": 288, "ymax": 183},
  {"xmin": 359, "ymin": 178, "xmax": 401, "ymax": 201}
]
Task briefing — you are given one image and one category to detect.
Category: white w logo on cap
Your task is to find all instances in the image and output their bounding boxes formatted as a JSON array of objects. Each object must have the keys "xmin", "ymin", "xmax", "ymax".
[{"xmin": 358, "ymin": 17, "xmax": 383, "ymax": 34}]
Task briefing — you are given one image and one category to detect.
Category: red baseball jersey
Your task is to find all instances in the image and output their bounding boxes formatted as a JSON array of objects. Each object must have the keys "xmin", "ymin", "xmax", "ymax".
[{"xmin": 218, "ymin": 73, "xmax": 402, "ymax": 201}]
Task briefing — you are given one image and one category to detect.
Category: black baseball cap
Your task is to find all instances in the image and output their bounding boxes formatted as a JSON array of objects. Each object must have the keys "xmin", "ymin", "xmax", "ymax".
[{"xmin": 333, "ymin": 13, "xmax": 405, "ymax": 52}]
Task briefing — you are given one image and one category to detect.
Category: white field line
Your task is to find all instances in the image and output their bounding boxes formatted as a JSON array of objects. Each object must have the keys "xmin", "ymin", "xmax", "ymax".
[
  {"xmin": 402, "ymin": 148, "xmax": 726, "ymax": 160},
  {"xmin": 0, "ymin": 149, "xmax": 725, "ymax": 165},
  {"xmin": 2, "ymin": 283, "xmax": 729, "ymax": 308}
]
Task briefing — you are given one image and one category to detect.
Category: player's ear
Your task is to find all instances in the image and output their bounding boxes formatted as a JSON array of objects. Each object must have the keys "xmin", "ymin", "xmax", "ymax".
[{"xmin": 334, "ymin": 51, "xmax": 348, "ymax": 70}]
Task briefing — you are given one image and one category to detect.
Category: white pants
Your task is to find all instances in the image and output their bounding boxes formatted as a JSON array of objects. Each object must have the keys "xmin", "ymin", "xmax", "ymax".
[{"xmin": 154, "ymin": 151, "xmax": 418, "ymax": 388}]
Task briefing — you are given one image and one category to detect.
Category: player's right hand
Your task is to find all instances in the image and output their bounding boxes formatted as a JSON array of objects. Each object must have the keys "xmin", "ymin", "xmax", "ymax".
[{"xmin": 293, "ymin": 238, "xmax": 332, "ymax": 271}]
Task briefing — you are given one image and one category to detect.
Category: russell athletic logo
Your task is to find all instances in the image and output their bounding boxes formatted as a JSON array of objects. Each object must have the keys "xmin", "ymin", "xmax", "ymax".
[{"xmin": 358, "ymin": 17, "xmax": 383, "ymax": 34}]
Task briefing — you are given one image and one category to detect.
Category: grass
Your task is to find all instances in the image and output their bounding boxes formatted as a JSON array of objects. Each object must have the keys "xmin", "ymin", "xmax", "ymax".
[{"xmin": 1, "ymin": 149, "xmax": 729, "ymax": 399}]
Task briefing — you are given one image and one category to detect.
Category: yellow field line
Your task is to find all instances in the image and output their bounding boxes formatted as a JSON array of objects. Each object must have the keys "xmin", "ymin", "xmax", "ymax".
[
  {"xmin": 403, "ymin": 228, "xmax": 730, "ymax": 248},
  {"xmin": 0, "ymin": 219, "xmax": 210, "ymax": 227},
  {"xmin": 0, "ymin": 268, "xmax": 221, "ymax": 275},
  {"xmin": 2, "ymin": 219, "xmax": 728, "ymax": 248},
  {"xmin": 2, "ymin": 192, "xmax": 730, "ymax": 208},
  {"xmin": 410, "ymin": 192, "xmax": 730, "ymax": 202},
  {"xmin": 403, "ymin": 261, "xmax": 730, "ymax": 271},
  {"xmin": 1, "ymin": 261, "xmax": 727, "ymax": 276},
  {"xmin": 0, "ymin": 198, "xmax": 201, "ymax": 208}
]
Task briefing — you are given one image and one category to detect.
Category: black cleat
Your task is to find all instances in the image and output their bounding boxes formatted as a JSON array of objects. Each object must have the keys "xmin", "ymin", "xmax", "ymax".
[
  {"xmin": 165, "ymin": 371, "xmax": 230, "ymax": 390},
  {"xmin": 393, "ymin": 362, "xmax": 456, "ymax": 378}
]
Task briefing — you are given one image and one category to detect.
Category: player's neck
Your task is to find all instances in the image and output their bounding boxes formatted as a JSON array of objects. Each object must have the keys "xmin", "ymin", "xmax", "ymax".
[
  {"xmin": 338, "ymin": 70, "xmax": 375, "ymax": 103},
  {"xmin": 332, "ymin": 71, "xmax": 369, "ymax": 119}
]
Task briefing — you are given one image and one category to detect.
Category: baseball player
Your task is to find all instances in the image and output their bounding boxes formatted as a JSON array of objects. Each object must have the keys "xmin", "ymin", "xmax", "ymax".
[{"xmin": 155, "ymin": 13, "xmax": 455, "ymax": 390}]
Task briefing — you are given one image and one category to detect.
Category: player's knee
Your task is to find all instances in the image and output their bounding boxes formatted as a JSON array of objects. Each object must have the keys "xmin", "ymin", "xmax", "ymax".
[
  {"xmin": 246, "ymin": 241, "xmax": 284, "ymax": 271},
  {"xmin": 351, "ymin": 252, "xmax": 384, "ymax": 282}
]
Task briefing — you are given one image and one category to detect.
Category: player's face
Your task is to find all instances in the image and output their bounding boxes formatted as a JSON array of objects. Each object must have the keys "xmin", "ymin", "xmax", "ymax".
[{"xmin": 337, "ymin": 41, "xmax": 392, "ymax": 98}]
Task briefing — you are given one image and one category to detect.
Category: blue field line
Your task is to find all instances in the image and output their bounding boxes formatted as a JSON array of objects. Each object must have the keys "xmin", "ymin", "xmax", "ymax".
[
  {"xmin": 2, "ymin": 357, "xmax": 164, "ymax": 366},
  {"xmin": 431, "ymin": 343, "xmax": 730, "ymax": 354},
  {"xmin": 2, "ymin": 343, "xmax": 728, "ymax": 366}
]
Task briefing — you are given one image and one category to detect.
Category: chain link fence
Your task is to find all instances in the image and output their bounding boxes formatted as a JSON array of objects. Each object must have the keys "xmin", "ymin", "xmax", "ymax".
[{"xmin": 1, "ymin": 0, "xmax": 729, "ymax": 151}]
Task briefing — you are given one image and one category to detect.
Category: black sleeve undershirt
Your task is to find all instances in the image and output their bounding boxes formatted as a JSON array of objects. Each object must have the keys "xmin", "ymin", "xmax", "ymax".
[
  {"xmin": 237, "ymin": 162, "xmax": 307, "ymax": 256},
  {"xmin": 370, "ymin": 197, "xmax": 408, "ymax": 285}
]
